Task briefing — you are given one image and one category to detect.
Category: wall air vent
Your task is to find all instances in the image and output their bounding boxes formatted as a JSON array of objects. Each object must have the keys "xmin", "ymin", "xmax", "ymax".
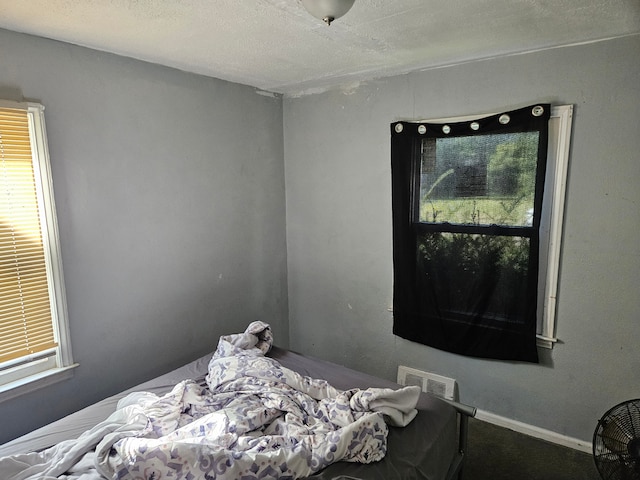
[{"xmin": 397, "ymin": 365, "xmax": 457, "ymax": 401}]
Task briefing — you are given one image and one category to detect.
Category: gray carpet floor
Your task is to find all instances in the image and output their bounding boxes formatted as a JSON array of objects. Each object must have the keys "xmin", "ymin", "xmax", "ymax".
[{"xmin": 463, "ymin": 418, "xmax": 602, "ymax": 480}]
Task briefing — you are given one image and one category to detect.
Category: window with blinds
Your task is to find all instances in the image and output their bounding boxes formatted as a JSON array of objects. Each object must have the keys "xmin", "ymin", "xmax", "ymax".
[{"xmin": 0, "ymin": 101, "xmax": 73, "ymax": 399}]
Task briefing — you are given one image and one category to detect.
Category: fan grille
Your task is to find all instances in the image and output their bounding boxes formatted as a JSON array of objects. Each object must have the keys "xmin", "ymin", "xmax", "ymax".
[{"xmin": 594, "ymin": 399, "xmax": 640, "ymax": 480}]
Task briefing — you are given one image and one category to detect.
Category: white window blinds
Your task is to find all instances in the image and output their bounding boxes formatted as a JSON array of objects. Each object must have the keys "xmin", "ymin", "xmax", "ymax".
[{"xmin": 0, "ymin": 106, "xmax": 58, "ymax": 364}]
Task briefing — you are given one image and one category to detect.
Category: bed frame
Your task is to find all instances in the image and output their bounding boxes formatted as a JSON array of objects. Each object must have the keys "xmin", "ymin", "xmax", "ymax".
[{"xmin": 442, "ymin": 397, "xmax": 477, "ymax": 480}]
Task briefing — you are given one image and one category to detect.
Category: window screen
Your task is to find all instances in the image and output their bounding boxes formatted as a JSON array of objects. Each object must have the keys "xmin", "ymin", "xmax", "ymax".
[{"xmin": 417, "ymin": 132, "xmax": 539, "ymax": 227}]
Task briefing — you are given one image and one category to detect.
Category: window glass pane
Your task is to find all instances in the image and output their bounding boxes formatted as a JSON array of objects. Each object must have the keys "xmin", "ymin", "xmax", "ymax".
[
  {"xmin": 417, "ymin": 232, "xmax": 531, "ymax": 325},
  {"xmin": 0, "ymin": 107, "xmax": 57, "ymax": 365},
  {"xmin": 419, "ymin": 131, "xmax": 539, "ymax": 226},
  {"xmin": 0, "ymin": 102, "xmax": 74, "ymax": 398}
]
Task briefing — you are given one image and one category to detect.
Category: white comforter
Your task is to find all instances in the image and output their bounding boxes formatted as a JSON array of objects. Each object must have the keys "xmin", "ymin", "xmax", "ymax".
[{"xmin": 1, "ymin": 322, "xmax": 420, "ymax": 480}]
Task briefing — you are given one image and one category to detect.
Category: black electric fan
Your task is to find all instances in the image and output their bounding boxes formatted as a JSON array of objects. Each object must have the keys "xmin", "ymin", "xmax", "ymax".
[{"xmin": 593, "ymin": 399, "xmax": 640, "ymax": 480}]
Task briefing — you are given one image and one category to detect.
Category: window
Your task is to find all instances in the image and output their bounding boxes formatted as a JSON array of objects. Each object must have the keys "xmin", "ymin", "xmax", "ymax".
[
  {"xmin": 391, "ymin": 104, "xmax": 572, "ymax": 362},
  {"xmin": 0, "ymin": 101, "xmax": 74, "ymax": 400}
]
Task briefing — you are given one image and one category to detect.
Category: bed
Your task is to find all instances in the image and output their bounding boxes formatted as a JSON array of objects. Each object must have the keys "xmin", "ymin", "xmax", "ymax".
[{"xmin": 0, "ymin": 322, "xmax": 476, "ymax": 480}]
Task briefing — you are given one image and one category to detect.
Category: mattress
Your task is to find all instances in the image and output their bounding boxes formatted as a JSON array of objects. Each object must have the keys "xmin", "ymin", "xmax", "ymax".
[{"xmin": 0, "ymin": 346, "xmax": 457, "ymax": 480}]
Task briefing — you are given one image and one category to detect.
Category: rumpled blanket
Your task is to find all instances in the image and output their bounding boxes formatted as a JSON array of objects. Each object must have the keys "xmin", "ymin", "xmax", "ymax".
[{"xmin": 1, "ymin": 322, "xmax": 420, "ymax": 480}]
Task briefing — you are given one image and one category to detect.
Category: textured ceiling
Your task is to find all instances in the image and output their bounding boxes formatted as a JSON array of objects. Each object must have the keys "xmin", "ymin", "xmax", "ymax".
[{"xmin": 0, "ymin": 0, "xmax": 638, "ymax": 96}]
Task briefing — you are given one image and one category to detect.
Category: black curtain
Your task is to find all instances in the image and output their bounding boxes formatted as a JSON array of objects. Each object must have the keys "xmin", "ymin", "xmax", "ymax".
[{"xmin": 391, "ymin": 104, "xmax": 551, "ymax": 363}]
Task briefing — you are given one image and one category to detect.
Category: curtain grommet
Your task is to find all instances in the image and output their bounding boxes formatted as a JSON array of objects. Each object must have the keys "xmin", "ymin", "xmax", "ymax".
[{"xmin": 532, "ymin": 105, "xmax": 545, "ymax": 117}]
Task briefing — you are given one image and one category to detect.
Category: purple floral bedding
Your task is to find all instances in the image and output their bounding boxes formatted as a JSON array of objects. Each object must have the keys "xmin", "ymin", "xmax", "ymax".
[{"xmin": 1, "ymin": 322, "xmax": 421, "ymax": 480}]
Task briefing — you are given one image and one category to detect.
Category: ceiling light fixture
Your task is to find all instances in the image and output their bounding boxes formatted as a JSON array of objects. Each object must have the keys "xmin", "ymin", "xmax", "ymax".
[{"xmin": 301, "ymin": 0, "xmax": 356, "ymax": 26}]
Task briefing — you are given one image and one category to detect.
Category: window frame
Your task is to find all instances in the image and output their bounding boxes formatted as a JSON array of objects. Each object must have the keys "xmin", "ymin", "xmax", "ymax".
[
  {"xmin": 537, "ymin": 104, "xmax": 573, "ymax": 348},
  {"xmin": 394, "ymin": 105, "xmax": 573, "ymax": 349},
  {"xmin": 0, "ymin": 100, "xmax": 76, "ymax": 402}
]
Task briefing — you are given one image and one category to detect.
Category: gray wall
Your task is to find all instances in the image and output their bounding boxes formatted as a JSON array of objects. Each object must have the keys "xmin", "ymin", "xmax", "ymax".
[
  {"xmin": 0, "ymin": 28, "xmax": 288, "ymax": 443},
  {"xmin": 284, "ymin": 34, "xmax": 640, "ymax": 443}
]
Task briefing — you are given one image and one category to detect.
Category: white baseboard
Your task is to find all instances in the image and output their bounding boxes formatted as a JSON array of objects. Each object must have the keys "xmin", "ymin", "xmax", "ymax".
[{"xmin": 475, "ymin": 409, "xmax": 593, "ymax": 454}]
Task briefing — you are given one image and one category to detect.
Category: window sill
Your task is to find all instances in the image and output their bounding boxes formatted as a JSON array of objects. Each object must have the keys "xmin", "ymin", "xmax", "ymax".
[
  {"xmin": 0, "ymin": 364, "xmax": 79, "ymax": 404},
  {"xmin": 536, "ymin": 335, "xmax": 558, "ymax": 349}
]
